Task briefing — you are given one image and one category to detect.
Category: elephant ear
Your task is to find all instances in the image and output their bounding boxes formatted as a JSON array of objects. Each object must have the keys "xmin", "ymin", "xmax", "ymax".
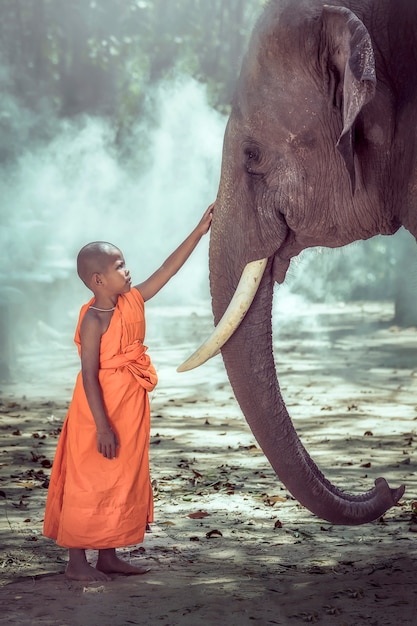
[{"xmin": 322, "ymin": 5, "xmax": 376, "ymax": 192}]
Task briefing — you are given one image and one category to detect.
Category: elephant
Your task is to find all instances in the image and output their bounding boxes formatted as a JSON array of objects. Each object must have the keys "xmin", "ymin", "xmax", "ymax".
[{"xmin": 178, "ymin": 0, "xmax": 417, "ymax": 525}]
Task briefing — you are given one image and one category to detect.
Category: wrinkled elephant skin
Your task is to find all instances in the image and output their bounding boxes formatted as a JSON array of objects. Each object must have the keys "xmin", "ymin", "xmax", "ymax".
[{"xmin": 209, "ymin": 0, "xmax": 417, "ymax": 524}]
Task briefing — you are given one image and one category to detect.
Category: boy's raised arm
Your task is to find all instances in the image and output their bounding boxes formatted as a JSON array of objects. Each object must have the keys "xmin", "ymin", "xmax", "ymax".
[{"xmin": 136, "ymin": 203, "xmax": 214, "ymax": 302}]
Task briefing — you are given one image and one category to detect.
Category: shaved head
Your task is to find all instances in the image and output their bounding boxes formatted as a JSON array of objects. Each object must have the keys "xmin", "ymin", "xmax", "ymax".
[{"xmin": 77, "ymin": 241, "xmax": 121, "ymax": 287}]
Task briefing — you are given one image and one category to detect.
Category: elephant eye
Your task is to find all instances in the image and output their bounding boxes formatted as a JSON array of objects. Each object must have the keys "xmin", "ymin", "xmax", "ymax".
[
  {"xmin": 245, "ymin": 147, "xmax": 259, "ymax": 161},
  {"xmin": 244, "ymin": 146, "xmax": 261, "ymax": 174}
]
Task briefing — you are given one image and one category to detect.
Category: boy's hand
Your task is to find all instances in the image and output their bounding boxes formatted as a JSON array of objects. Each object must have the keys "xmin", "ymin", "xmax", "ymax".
[
  {"xmin": 96, "ymin": 429, "xmax": 119, "ymax": 459},
  {"xmin": 195, "ymin": 202, "xmax": 214, "ymax": 236},
  {"xmin": 136, "ymin": 201, "xmax": 215, "ymax": 302}
]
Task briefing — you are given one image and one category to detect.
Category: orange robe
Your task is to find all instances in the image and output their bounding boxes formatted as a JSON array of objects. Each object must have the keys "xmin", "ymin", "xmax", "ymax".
[{"xmin": 43, "ymin": 288, "xmax": 158, "ymax": 549}]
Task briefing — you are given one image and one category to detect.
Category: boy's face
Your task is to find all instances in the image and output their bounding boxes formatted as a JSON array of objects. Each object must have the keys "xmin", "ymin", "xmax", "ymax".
[{"xmin": 100, "ymin": 250, "xmax": 131, "ymax": 295}]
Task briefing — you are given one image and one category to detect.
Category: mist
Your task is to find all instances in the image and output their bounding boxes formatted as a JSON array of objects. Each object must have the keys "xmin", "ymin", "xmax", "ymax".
[
  {"xmin": 1, "ymin": 0, "xmax": 416, "ymax": 389},
  {"xmin": 0, "ymin": 77, "xmax": 225, "ymax": 385}
]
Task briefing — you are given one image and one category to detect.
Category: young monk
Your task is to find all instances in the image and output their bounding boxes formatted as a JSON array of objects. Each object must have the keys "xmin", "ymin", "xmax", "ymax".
[{"xmin": 43, "ymin": 204, "xmax": 213, "ymax": 581}]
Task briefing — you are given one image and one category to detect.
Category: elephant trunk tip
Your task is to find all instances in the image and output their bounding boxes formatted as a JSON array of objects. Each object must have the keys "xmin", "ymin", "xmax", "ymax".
[
  {"xmin": 317, "ymin": 477, "xmax": 406, "ymax": 525},
  {"xmin": 375, "ymin": 476, "xmax": 405, "ymax": 506}
]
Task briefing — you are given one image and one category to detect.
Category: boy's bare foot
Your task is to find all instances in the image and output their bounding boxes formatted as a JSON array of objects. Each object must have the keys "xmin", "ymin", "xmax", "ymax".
[
  {"xmin": 65, "ymin": 561, "xmax": 111, "ymax": 582},
  {"xmin": 66, "ymin": 548, "xmax": 111, "ymax": 582},
  {"xmin": 96, "ymin": 549, "xmax": 150, "ymax": 576}
]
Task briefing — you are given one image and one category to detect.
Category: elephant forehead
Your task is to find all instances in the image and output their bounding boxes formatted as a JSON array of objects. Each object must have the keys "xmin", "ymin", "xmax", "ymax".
[
  {"xmin": 235, "ymin": 65, "xmax": 327, "ymax": 142},
  {"xmin": 245, "ymin": 1, "xmax": 321, "ymax": 81},
  {"xmin": 228, "ymin": 99, "xmax": 329, "ymax": 166}
]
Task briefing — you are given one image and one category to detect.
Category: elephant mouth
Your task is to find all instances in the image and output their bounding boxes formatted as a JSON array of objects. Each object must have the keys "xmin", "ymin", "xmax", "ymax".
[{"xmin": 177, "ymin": 257, "xmax": 268, "ymax": 372}]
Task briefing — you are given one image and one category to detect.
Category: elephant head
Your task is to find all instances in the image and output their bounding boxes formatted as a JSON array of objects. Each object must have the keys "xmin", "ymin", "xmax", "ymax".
[{"xmin": 179, "ymin": 0, "xmax": 417, "ymax": 524}]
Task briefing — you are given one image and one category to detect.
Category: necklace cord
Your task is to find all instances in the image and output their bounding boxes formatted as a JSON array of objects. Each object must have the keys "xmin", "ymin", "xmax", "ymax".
[{"xmin": 89, "ymin": 305, "xmax": 116, "ymax": 312}]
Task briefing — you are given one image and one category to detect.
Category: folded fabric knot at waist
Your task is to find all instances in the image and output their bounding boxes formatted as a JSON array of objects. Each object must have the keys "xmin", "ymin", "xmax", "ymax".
[{"xmin": 100, "ymin": 340, "xmax": 158, "ymax": 391}]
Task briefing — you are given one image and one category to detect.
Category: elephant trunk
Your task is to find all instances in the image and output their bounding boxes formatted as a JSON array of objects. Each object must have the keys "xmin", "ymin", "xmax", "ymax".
[{"xmin": 210, "ymin": 260, "xmax": 404, "ymax": 525}]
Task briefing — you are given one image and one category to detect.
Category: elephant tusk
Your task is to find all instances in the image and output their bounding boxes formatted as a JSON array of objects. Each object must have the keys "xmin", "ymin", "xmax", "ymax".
[{"xmin": 177, "ymin": 258, "xmax": 268, "ymax": 372}]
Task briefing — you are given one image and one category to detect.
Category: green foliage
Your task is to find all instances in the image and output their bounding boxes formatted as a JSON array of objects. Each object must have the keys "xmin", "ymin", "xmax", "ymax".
[{"xmin": 0, "ymin": 0, "xmax": 264, "ymax": 125}]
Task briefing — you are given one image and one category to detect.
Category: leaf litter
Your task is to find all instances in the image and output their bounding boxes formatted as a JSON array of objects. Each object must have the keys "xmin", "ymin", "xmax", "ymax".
[{"xmin": 0, "ymin": 302, "xmax": 416, "ymax": 625}]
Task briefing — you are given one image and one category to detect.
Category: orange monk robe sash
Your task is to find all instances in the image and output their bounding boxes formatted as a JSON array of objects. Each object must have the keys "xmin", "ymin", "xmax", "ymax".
[{"xmin": 99, "ymin": 339, "xmax": 158, "ymax": 392}]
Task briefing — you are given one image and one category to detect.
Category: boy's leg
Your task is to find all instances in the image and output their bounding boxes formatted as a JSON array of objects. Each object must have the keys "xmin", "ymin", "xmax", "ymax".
[
  {"xmin": 96, "ymin": 547, "xmax": 150, "ymax": 575},
  {"xmin": 66, "ymin": 548, "xmax": 111, "ymax": 582}
]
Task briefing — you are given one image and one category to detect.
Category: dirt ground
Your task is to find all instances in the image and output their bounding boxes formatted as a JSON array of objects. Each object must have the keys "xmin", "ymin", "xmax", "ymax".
[{"xmin": 0, "ymin": 301, "xmax": 416, "ymax": 625}]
